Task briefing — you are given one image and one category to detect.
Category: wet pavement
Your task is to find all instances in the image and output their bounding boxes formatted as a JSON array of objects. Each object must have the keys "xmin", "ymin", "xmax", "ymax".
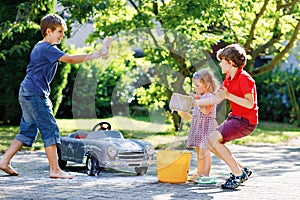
[{"xmin": 1, "ymin": 140, "xmax": 300, "ymax": 200}]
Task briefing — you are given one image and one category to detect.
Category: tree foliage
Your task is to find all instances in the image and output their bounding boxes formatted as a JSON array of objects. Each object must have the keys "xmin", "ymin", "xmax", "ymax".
[
  {"xmin": 58, "ymin": 0, "xmax": 300, "ymax": 74},
  {"xmin": 0, "ymin": 0, "xmax": 70, "ymax": 124},
  {"xmin": 0, "ymin": 0, "xmax": 54, "ymax": 124},
  {"xmin": 255, "ymin": 66, "xmax": 300, "ymax": 126},
  {"xmin": 56, "ymin": 0, "xmax": 299, "ymax": 129},
  {"xmin": 1, "ymin": 0, "xmax": 299, "ymax": 128}
]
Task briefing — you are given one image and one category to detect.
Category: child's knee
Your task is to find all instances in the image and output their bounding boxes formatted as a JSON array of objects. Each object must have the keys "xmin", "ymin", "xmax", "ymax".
[
  {"xmin": 208, "ymin": 131, "xmax": 223, "ymax": 147},
  {"xmin": 198, "ymin": 149, "xmax": 211, "ymax": 160}
]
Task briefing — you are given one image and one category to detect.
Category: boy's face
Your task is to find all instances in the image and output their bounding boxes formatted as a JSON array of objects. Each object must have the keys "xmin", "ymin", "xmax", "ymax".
[
  {"xmin": 219, "ymin": 59, "xmax": 232, "ymax": 74},
  {"xmin": 47, "ymin": 26, "xmax": 65, "ymax": 44}
]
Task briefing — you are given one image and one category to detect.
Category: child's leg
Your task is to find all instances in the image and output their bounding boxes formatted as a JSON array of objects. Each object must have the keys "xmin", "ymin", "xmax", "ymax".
[
  {"xmin": 196, "ymin": 148, "xmax": 201, "ymax": 174},
  {"xmin": 198, "ymin": 148, "xmax": 212, "ymax": 176},
  {"xmin": 188, "ymin": 148, "xmax": 201, "ymax": 180},
  {"xmin": 208, "ymin": 131, "xmax": 246, "ymax": 169},
  {"xmin": 0, "ymin": 139, "xmax": 23, "ymax": 175},
  {"xmin": 45, "ymin": 144, "xmax": 74, "ymax": 179},
  {"xmin": 207, "ymin": 131, "xmax": 242, "ymax": 176}
]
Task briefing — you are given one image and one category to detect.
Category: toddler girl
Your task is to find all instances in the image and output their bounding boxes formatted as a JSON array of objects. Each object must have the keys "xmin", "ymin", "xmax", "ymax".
[{"xmin": 184, "ymin": 68, "xmax": 220, "ymax": 181}]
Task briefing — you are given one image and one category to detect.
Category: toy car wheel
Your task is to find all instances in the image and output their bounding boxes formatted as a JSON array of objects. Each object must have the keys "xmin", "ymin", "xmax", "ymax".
[
  {"xmin": 86, "ymin": 154, "xmax": 99, "ymax": 176},
  {"xmin": 92, "ymin": 122, "xmax": 112, "ymax": 131},
  {"xmin": 135, "ymin": 167, "xmax": 148, "ymax": 175},
  {"xmin": 57, "ymin": 146, "xmax": 67, "ymax": 169}
]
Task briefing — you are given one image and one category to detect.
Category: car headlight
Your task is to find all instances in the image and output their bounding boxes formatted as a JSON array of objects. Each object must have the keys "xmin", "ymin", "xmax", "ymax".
[
  {"xmin": 145, "ymin": 145, "xmax": 155, "ymax": 155},
  {"xmin": 107, "ymin": 145, "xmax": 118, "ymax": 157}
]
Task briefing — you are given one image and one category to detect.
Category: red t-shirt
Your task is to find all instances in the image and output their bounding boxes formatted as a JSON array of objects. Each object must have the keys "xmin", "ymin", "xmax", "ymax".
[{"xmin": 223, "ymin": 68, "xmax": 258, "ymax": 125}]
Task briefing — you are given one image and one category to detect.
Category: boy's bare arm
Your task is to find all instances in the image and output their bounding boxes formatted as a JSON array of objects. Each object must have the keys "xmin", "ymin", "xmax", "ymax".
[
  {"xmin": 226, "ymin": 92, "xmax": 254, "ymax": 109},
  {"xmin": 59, "ymin": 36, "xmax": 113, "ymax": 64},
  {"xmin": 59, "ymin": 53, "xmax": 101, "ymax": 64}
]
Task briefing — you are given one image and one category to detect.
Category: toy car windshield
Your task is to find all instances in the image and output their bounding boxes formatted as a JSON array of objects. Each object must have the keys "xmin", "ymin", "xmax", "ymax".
[{"xmin": 86, "ymin": 131, "xmax": 124, "ymax": 139}]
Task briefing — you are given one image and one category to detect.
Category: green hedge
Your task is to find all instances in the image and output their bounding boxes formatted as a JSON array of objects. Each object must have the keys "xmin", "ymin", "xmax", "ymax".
[
  {"xmin": 255, "ymin": 66, "xmax": 300, "ymax": 125},
  {"xmin": 0, "ymin": 1, "xmax": 54, "ymax": 125}
]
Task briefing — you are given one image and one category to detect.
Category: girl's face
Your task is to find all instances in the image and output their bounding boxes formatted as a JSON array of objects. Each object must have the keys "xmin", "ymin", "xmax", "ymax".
[
  {"xmin": 219, "ymin": 59, "xmax": 232, "ymax": 74},
  {"xmin": 192, "ymin": 78, "xmax": 208, "ymax": 95}
]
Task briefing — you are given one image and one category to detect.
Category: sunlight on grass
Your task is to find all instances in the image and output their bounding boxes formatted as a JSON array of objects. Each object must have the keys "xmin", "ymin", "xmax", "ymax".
[
  {"xmin": 0, "ymin": 126, "xmax": 43, "ymax": 152},
  {"xmin": 1, "ymin": 119, "xmax": 299, "ymax": 152},
  {"xmin": 232, "ymin": 122, "xmax": 300, "ymax": 145},
  {"xmin": 57, "ymin": 116, "xmax": 173, "ymax": 136},
  {"xmin": 144, "ymin": 135, "xmax": 188, "ymax": 149}
]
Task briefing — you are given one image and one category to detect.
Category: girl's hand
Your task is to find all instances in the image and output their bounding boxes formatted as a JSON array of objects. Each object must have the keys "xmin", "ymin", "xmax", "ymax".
[
  {"xmin": 189, "ymin": 92, "xmax": 199, "ymax": 99},
  {"xmin": 192, "ymin": 100, "xmax": 197, "ymax": 107},
  {"xmin": 178, "ymin": 111, "xmax": 192, "ymax": 121}
]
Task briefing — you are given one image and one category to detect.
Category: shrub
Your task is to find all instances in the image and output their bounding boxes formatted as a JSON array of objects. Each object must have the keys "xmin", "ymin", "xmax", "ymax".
[{"xmin": 255, "ymin": 66, "xmax": 300, "ymax": 125}]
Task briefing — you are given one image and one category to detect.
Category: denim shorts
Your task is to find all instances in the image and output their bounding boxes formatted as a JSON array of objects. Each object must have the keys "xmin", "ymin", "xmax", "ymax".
[
  {"xmin": 217, "ymin": 115, "xmax": 257, "ymax": 144},
  {"xmin": 15, "ymin": 86, "xmax": 60, "ymax": 147}
]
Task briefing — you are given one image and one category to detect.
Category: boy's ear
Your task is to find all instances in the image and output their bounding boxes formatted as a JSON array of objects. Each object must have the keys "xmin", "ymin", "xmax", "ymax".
[
  {"xmin": 45, "ymin": 28, "xmax": 52, "ymax": 35},
  {"xmin": 228, "ymin": 60, "xmax": 235, "ymax": 67}
]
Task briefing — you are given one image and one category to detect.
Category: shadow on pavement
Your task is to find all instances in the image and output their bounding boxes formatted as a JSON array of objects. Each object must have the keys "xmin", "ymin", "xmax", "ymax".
[{"xmin": 1, "ymin": 143, "xmax": 300, "ymax": 199}]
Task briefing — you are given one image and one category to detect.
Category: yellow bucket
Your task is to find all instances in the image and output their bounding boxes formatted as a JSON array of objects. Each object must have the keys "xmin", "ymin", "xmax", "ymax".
[{"xmin": 156, "ymin": 149, "xmax": 192, "ymax": 183}]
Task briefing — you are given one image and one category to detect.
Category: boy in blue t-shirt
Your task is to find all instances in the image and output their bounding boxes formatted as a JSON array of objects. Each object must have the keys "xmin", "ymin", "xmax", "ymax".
[{"xmin": 0, "ymin": 14, "xmax": 112, "ymax": 179}]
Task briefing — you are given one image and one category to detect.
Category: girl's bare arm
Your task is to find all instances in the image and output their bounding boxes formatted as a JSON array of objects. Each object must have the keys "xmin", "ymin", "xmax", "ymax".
[{"xmin": 193, "ymin": 89, "xmax": 226, "ymax": 106}]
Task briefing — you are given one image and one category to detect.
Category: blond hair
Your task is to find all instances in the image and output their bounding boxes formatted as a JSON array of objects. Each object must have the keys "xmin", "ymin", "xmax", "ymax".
[
  {"xmin": 40, "ymin": 14, "xmax": 67, "ymax": 37},
  {"xmin": 193, "ymin": 68, "xmax": 220, "ymax": 94}
]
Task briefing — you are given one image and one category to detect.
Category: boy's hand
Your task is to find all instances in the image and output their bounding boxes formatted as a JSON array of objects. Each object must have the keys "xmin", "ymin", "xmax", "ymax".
[
  {"xmin": 103, "ymin": 36, "xmax": 113, "ymax": 49},
  {"xmin": 216, "ymin": 88, "xmax": 226, "ymax": 99},
  {"xmin": 223, "ymin": 87, "xmax": 229, "ymax": 99},
  {"xmin": 99, "ymin": 47, "xmax": 109, "ymax": 59},
  {"xmin": 99, "ymin": 36, "xmax": 113, "ymax": 59}
]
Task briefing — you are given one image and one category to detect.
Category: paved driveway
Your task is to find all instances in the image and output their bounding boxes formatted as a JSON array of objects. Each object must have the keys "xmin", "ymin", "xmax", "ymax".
[{"xmin": 1, "ymin": 141, "xmax": 300, "ymax": 200}]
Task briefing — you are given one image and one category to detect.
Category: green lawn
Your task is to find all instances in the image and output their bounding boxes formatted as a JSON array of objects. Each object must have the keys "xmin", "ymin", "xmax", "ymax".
[{"xmin": 0, "ymin": 117, "xmax": 299, "ymax": 153}]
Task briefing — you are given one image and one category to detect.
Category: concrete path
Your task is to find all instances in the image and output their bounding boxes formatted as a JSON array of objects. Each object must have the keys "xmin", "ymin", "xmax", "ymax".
[{"xmin": 1, "ymin": 140, "xmax": 299, "ymax": 200}]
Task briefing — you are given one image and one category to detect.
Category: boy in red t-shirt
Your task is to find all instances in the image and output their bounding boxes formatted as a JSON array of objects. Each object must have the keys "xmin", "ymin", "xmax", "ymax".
[{"xmin": 193, "ymin": 44, "xmax": 258, "ymax": 189}]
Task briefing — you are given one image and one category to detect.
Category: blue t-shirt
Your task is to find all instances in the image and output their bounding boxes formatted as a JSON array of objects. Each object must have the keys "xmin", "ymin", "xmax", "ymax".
[{"xmin": 21, "ymin": 41, "xmax": 65, "ymax": 97}]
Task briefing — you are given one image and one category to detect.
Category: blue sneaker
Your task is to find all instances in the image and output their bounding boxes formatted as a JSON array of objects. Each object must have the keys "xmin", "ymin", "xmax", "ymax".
[
  {"xmin": 221, "ymin": 170, "xmax": 248, "ymax": 189},
  {"xmin": 243, "ymin": 167, "xmax": 252, "ymax": 179}
]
